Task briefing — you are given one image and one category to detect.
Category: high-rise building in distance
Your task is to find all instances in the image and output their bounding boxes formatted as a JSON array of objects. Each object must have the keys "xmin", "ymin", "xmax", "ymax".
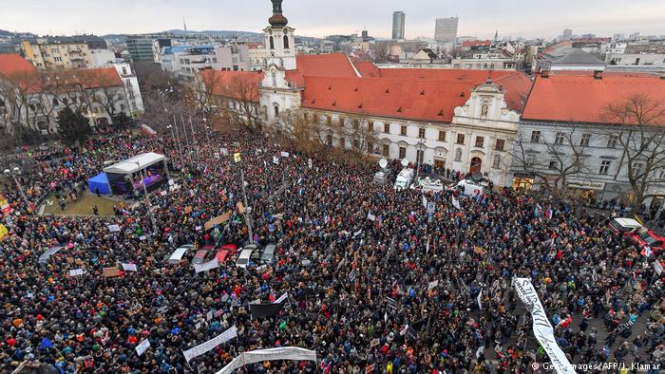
[
  {"xmin": 392, "ymin": 11, "xmax": 405, "ymax": 40},
  {"xmin": 435, "ymin": 17, "xmax": 459, "ymax": 45},
  {"xmin": 562, "ymin": 28, "xmax": 573, "ymax": 41}
]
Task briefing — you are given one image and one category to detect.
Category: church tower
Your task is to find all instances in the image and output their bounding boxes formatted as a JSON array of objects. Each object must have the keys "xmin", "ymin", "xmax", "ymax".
[{"xmin": 263, "ymin": 0, "xmax": 296, "ymax": 70}]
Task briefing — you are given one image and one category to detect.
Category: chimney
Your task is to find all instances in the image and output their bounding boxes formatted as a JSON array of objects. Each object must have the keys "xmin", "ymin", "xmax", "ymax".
[
  {"xmin": 593, "ymin": 70, "xmax": 603, "ymax": 79},
  {"xmin": 541, "ymin": 70, "xmax": 550, "ymax": 78}
]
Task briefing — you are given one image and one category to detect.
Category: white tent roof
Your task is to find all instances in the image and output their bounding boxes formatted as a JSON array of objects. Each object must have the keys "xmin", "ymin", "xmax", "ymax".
[{"xmin": 103, "ymin": 152, "xmax": 165, "ymax": 175}]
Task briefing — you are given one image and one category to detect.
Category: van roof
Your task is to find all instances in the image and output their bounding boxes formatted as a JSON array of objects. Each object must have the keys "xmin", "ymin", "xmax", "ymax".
[{"xmin": 612, "ymin": 218, "xmax": 642, "ymax": 227}]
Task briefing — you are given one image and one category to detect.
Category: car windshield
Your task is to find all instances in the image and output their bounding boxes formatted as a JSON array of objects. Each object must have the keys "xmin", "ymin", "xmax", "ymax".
[{"xmin": 639, "ymin": 232, "xmax": 657, "ymax": 244}]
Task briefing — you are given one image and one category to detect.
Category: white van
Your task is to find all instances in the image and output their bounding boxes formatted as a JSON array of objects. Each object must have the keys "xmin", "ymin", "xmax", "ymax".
[
  {"xmin": 394, "ymin": 169, "xmax": 415, "ymax": 191},
  {"xmin": 168, "ymin": 244, "xmax": 194, "ymax": 264},
  {"xmin": 236, "ymin": 249, "xmax": 255, "ymax": 269},
  {"xmin": 456, "ymin": 179, "xmax": 488, "ymax": 197},
  {"xmin": 608, "ymin": 218, "xmax": 642, "ymax": 235}
]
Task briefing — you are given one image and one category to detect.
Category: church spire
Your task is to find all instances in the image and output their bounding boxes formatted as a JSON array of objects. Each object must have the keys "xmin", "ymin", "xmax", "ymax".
[{"xmin": 269, "ymin": 0, "xmax": 288, "ymax": 28}]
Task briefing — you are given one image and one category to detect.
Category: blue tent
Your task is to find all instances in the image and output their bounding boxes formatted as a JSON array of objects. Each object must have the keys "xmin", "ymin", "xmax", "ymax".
[{"xmin": 88, "ymin": 173, "xmax": 111, "ymax": 195}]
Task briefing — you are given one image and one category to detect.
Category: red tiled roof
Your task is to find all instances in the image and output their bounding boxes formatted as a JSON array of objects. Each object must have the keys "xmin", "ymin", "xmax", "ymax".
[
  {"xmin": 522, "ymin": 72, "xmax": 665, "ymax": 124},
  {"xmin": 302, "ymin": 70, "xmax": 532, "ymax": 123},
  {"xmin": 43, "ymin": 68, "xmax": 123, "ymax": 90},
  {"xmin": 352, "ymin": 59, "xmax": 381, "ymax": 78},
  {"xmin": 285, "ymin": 53, "xmax": 359, "ymax": 87},
  {"xmin": 462, "ymin": 40, "xmax": 492, "ymax": 47},
  {"xmin": 202, "ymin": 70, "xmax": 264, "ymax": 102},
  {"xmin": 0, "ymin": 54, "xmax": 37, "ymax": 75}
]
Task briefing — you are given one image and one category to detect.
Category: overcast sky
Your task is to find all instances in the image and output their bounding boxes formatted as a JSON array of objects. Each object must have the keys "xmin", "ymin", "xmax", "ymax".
[{"xmin": 4, "ymin": 0, "xmax": 665, "ymax": 40}]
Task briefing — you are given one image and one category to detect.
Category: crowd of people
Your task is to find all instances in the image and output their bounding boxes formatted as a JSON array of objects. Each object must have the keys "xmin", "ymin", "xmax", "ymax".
[{"xmin": 0, "ymin": 125, "xmax": 664, "ymax": 374}]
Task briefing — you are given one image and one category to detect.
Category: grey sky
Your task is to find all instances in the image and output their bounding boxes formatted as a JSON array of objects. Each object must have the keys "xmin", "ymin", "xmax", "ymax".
[{"xmin": 3, "ymin": 0, "xmax": 665, "ymax": 39}]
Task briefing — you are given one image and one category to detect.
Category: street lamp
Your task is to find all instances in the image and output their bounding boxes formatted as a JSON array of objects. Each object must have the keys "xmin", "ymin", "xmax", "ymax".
[
  {"xmin": 203, "ymin": 118, "xmax": 211, "ymax": 148},
  {"xmin": 131, "ymin": 161, "xmax": 158, "ymax": 237},
  {"xmin": 4, "ymin": 167, "xmax": 33, "ymax": 216}
]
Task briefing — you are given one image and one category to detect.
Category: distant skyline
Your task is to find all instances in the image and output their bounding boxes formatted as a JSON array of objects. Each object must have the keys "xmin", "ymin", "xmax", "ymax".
[{"xmin": 3, "ymin": 0, "xmax": 665, "ymax": 40}]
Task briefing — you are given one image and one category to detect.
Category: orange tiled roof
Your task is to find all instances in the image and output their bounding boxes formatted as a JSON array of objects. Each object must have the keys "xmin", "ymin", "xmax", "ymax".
[
  {"xmin": 462, "ymin": 40, "xmax": 492, "ymax": 47},
  {"xmin": 302, "ymin": 70, "xmax": 532, "ymax": 123},
  {"xmin": 202, "ymin": 70, "xmax": 264, "ymax": 102},
  {"xmin": 42, "ymin": 68, "xmax": 123, "ymax": 90},
  {"xmin": 285, "ymin": 53, "xmax": 359, "ymax": 87},
  {"xmin": 0, "ymin": 54, "xmax": 38, "ymax": 75},
  {"xmin": 522, "ymin": 72, "xmax": 665, "ymax": 124}
]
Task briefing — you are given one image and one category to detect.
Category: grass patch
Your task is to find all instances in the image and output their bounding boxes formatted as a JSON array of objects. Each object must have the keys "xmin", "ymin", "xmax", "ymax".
[{"xmin": 43, "ymin": 194, "xmax": 121, "ymax": 217}]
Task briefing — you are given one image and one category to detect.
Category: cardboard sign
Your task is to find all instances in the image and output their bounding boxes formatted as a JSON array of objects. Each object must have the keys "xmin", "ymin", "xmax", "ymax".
[
  {"xmin": 473, "ymin": 246, "xmax": 487, "ymax": 256},
  {"xmin": 280, "ymin": 151, "xmax": 290, "ymax": 158},
  {"xmin": 236, "ymin": 202, "xmax": 244, "ymax": 214},
  {"xmin": 370, "ymin": 338, "xmax": 380, "ymax": 348},
  {"xmin": 69, "ymin": 269, "xmax": 84, "ymax": 277},
  {"xmin": 66, "ymin": 257, "xmax": 74, "ymax": 264},
  {"xmin": 185, "ymin": 206, "xmax": 193, "ymax": 214},
  {"xmin": 366, "ymin": 364, "xmax": 375, "ymax": 373},
  {"xmin": 428, "ymin": 280, "xmax": 439, "ymax": 290},
  {"xmin": 655, "ymin": 261, "xmax": 663, "ymax": 276},
  {"xmin": 103, "ymin": 267, "xmax": 121, "ymax": 278},
  {"xmin": 204, "ymin": 211, "xmax": 232, "ymax": 231}
]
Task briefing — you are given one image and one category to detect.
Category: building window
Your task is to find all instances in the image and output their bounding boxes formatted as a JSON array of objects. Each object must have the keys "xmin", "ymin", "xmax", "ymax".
[
  {"xmin": 339, "ymin": 117, "xmax": 345, "ymax": 127},
  {"xmin": 400, "ymin": 125, "xmax": 407, "ymax": 136},
  {"xmin": 492, "ymin": 155, "xmax": 501, "ymax": 168},
  {"xmin": 659, "ymin": 169, "xmax": 665, "ymax": 180},
  {"xmin": 367, "ymin": 141, "xmax": 374, "ymax": 153},
  {"xmin": 555, "ymin": 132, "xmax": 565, "ymax": 145},
  {"xmin": 399, "ymin": 147, "xmax": 406, "ymax": 159},
  {"xmin": 599, "ymin": 160, "xmax": 611, "ymax": 175},
  {"xmin": 368, "ymin": 121, "xmax": 374, "ymax": 131},
  {"xmin": 339, "ymin": 138, "xmax": 345, "ymax": 148},
  {"xmin": 303, "ymin": 112, "xmax": 309, "ymax": 121},
  {"xmin": 326, "ymin": 134, "xmax": 332, "ymax": 146},
  {"xmin": 418, "ymin": 128, "xmax": 426, "ymax": 138},
  {"xmin": 438, "ymin": 131, "xmax": 446, "ymax": 142},
  {"xmin": 495, "ymin": 139, "xmax": 505, "ymax": 151},
  {"xmin": 416, "ymin": 150, "xmax": 424, "ymax": 163},
  {"xmin": 353, "ymin": 119, "xmax": 360, "ymax": 129},
  {"xmin": 454, "ymin": 148, "xmax": 462, "ymax": 162},
  {"xmin": 526, "ymin": 155, "xmax": 535, "ymax": 167},
  {"xmin": 456, "ymin": 134, "xmax": 465, "ymax": 145},
  {"xmin": 384, "ymin": 123, "xmax": 390, "ymax": 133},
  {"xmin": 273, "ymin": 105, "xmax": 279, "ymax": 117},
  {"xmin": 580, "ymin": 133, "xmax": 591, "ymax": 146},
  {"xmin": 607, "ymin": 135, "xmax": 618, "ymax": 148},
  {"xmin": 283, "ymin": 35, "xmax": 289, "ymax": 49},
  {"xmin": 326, "ymin": 116, "xmax": 332, "ymax": 125},
  {"xmin": 530, "ymin": 131, "xmax": 541, "ymax": 143},
  {"xmin": 382, "ymin": 144, "xmax": 390, "ymax": 157},
  {"xmin": 353, "ymin": 139, "xmax": 360, "ymax": 149},
  {"xmin": 633, "ymin": 162, "xmax": 645, "ymax": 177},
  {"xmin": 549, "ymin": 158, "xmax": 559, "ymax": 170},
  {"xmin": 269, "ymin": 36, "xmax": 275, "ymax": 50},
  {"xmin": 475, "ymin": 136, "xmax": 484, "ymax": 148}
]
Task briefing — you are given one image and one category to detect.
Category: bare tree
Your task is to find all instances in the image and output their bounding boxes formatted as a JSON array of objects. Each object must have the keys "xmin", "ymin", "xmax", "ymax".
[
  {"xmin": 511, "ymin": 124, "xmax": 591, "ymax": 200},
  {"xmin": 345, "ymin": 116, "xmax": 379, "ymax": 159},
  {"xmin": 604, "ymin": 93, "xmax": 665, "ymax": 209},
  {"xmin": 0, "ymin": 69, "xmax": 44, "ymax": 134}
]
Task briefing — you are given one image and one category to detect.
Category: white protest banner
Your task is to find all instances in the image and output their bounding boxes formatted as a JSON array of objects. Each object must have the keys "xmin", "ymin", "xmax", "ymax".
[
  {"xmin": 452, "ymin": 196, "xmax": 461, "ymax": 210},
  {"xmin": 136, "ymin": 339, "xmax": 151, "ymax": 356},
  {"xmin": 107, "ymin": 224, "xmax": 121, "ymax": 232},
  {"xmin": 215, "ymin": 347, "xmax": 317, "ymax": 374},
  {"xmin": 308, "ymin": 158, "xmax": 313, "ymax": 169},
  {"xmin": 183, "ymin": 326, "xmax": 237, "ymax": 363},
  {"xmin": 194, "ymin": 257, "xmax": 219, "ymax": 274},
  {"xmin": 274, "ymin": 292, "xmax": 289, "ymax": 304},
  {"xmin": 207, "ymin": 310, "xmax": 214, "ymax": 321},
  {"xmin": 367, "ymin": 212, "xmax": 376, "ymax": 221},
  {"xmin": 69, "ymin": 269, "xmax": 84, "ymax": 277},
  {"xmin": 353, "ymin": 229, "xmax": 363, "ymax": 238},
  {"xmin": 422, "ymin": 195, "xmax": 428, "ymax": 209},
  {"xmin": 220, "ymin": 148, "xmax": 229, "ymax": 156},
  {"xmin": 426, "ymin": 202, "xmax": 436, "ymax": 214},
  {"xmin": 280, "ymin": 151, "xmax": 290, "ymax": 158},
  {"xmin": 477, "ymin": 290, "xmax": 483, "ymax": 310},
  {"xmin": 512, "ymin": 278, "xmax": 576, "ymax": 374},
  {"xmin": 655, "ymin": 261, "xmax": 663, "ymax": 275},
  {"xmin": 272, "ymin": 156, "xmax": 280, "ymax": 165},
  {"xmin": 370, "ymin": 338, "xmax": 380, "ymax": 347},
  {"xmin": 427, "ymin": 280, "xmax": 439, "ymax": 290}
]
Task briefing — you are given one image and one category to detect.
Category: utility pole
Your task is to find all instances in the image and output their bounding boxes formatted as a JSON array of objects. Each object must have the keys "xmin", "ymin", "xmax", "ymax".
[
  {"xmin": 180, "ymin": 114, "xmax": 191, "ymax": 165},
  {"xmin": 172, "ymin": 115, "xmax": 184, "ymax": 169},
  {"xmin": 133, "ymin": 162, "xmax": 158, "ymax": 238},
  {"xmin": 188, "ymin": 115, "xmax": 200, "ymax": 165},
  {"xmin": 240, "ymin": 169, "xmax": 254, "ymax": 243}
]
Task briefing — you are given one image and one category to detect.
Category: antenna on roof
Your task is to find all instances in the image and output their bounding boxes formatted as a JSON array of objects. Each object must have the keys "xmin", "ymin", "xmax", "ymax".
[{"xmin": 183, "ymin": 17, "xmax": 188, "ymax": 33}]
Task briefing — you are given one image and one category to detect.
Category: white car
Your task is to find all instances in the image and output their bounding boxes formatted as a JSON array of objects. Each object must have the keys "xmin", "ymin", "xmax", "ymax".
[{"xmin": 411, "ymin": 177, "xmax": 444, "ymax": 193}]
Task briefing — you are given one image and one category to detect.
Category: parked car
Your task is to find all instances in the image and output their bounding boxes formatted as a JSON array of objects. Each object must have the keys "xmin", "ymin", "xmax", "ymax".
[
  {"xmin": 192, "ymin": 249, "xmax": 210, "ymax": 265},
  {"xmin": 168, "ymin": 244, "xmax": 194, "ymax": 264},
  {"xmin": 411, "ymin": 177, "xmax": 444, "ymax": 193},
  {"xmin": 236, "ymin": 244, "xmax": 261, "ymax": 269},
  {"xmin": 260, "ymin": 243, "xmax": 277, "ymax": 263},
  {"xmin": 608, "ymin": 218, "xmax": 643, "ymax": 235},
  {"xmin": 394, "ymin": 168, "xmax": 415, "ymax": 191},
  {"xmin": 629, "ymin": 229, "xmax": 665, "ymax": 252},
  {"xmin": 373, "ymin": 169, "xmax": 394, "ymax": 185},
  {"xmin": 216, "ymin": 244, "xmax": 237, "ymax": 263}
]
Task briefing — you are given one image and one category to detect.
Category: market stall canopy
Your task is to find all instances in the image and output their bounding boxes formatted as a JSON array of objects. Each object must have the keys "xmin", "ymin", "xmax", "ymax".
[
  {"xmin": 103, "ymin": 153, "xmax": 165, "ymax": 175},
  {"xmin": 87, "ymin": 172, "xmax": 111, "ymax": 195}
]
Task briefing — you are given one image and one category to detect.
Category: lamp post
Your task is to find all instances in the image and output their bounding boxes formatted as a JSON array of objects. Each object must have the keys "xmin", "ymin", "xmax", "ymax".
[
  {"xmin": 203, "ymin": 117, "xmax": 211, "ymax": 148},
  {"xmin": 240, "ymin": 169, "xmax": 254, "ymax": 243},
  {"xmin": 166, "ymin": 124, "xmax": 179, "ymax": 167},
  {"xmin": 188, "ymin": 115, "xmax": 200, "ymax": 165},
  {"xmin": 172, "ymin": 115, "xmax": 184, "ymax": 170},
  {"xmin": 415, "ymin": 140, "xmax": 425, "ymax": 181},
  {"xmin": 132, "ymin": 162, "xmax": 158, "ymax": 237},
  {"xmin": 4, "ymin": 167, "xmax": 33, "ymax": 216}
]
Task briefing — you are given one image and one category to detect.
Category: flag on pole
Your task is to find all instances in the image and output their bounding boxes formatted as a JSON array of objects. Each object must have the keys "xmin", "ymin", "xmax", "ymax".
[
  {"xmin": 452, "ymin": 196, "xmax": 461, "ymax": 210},
  {"xmin": 422, "ymin": 195, "xmax": 428, "ymax": 209}
]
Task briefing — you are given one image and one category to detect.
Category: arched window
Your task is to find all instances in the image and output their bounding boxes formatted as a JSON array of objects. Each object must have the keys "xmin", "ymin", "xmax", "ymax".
[
  {"xmin": 269, "ymin": 36, "xmax": 275, "ymax": 50},
  {"xmin": 52, "ymin": 97, "xmax": 59, "ymax": 106},
  {"xmin": 283, "ymin": 35, "xmax": 289, "ymax": 49},
  {"xmin": 274, "ymin": 105, "xmax": 280, "ymax": 117}
]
